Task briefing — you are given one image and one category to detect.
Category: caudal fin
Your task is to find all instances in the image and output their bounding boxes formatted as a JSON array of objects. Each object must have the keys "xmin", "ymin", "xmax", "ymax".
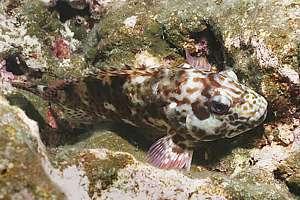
[
  {"xmin": 12, "ymin": 79, "xmax": 74, "ymax": 101},
  {"xmin": 147, "ymin": 135, "xmax": 193, "ymax": 170}
]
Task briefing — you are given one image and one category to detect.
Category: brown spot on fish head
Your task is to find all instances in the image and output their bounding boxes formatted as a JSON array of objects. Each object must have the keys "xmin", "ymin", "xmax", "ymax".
[
  {"xmin": 219, "ymin": 75, "xmax": 225, "ymax": 81},
  {"xmin": 181, "ymin": 78, "xmax": 188, "ymax": 85},
  {"xmin": 192, "ymin": 77, "xmax": 203, "ymax": 82},
  {"xmin": 177, "ymin": 97, "xmax": 191, "ymax": 106},
  {"xmin": 201, "ymin": 87, "xmax": 211, "ymax": 99},
  {"xmin": 232, "ymin": 97, "xmax": 246, "ymax": 106},
  {"xmin": 163, "ymin": 89, "xmax": 171, "ymax": 96},
  {"xmin": 228, "ymin": 79, "xmax": 235, "ymax": 84},
  {"xmin": 186, "ymin": 87, "xmax": 199, "ymax": 94},
  {"xmin": 175, "ymin": 86, "xmax": 182, "ymax": 94},
  {"xmin": 196, "ymin": 76, "xmax": 213, "ymax": 99},
  {"xmin": 191, "ymin": 102, "xmax": 210, "ymax": 120}
]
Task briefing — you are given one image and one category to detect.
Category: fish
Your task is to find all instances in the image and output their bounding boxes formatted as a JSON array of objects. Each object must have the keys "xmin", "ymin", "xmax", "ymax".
[{"xmin": 11, "ymin": 60, "xmax": 268, "ymax": 170}]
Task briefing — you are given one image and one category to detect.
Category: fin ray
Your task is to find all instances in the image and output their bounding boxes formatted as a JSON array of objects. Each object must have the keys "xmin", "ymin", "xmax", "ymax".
[
  {"xmin": 147, "ymin": 135, "xmax": 193, "ymax": 170},
  {"xmin": 185, "ymin": 49, "xmax": 211, "ymax": 71}
]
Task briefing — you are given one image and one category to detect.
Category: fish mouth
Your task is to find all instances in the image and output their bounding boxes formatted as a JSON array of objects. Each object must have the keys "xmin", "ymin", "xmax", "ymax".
[
  {"xmin": 252, "ymin": 97, "xmax": 268, "ymax": 125},
  {"xmin": 257, "ymin": 108, "xmax": 267, "ymax": 124},
  {"xmin": 259, "ymin": 97, "xmax": 268, "ymax": 121}
]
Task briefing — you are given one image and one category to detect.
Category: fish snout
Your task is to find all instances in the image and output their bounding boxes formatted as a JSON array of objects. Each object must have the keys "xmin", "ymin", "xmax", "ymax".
[{"xmin": 246, "ymin": 93, "xmax": 268, "ymax": 125}]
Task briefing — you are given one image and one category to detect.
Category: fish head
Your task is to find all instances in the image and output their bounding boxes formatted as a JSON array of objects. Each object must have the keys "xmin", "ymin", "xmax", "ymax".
[{"xmin": 167, "ymin": 69, "xmax": 268, "ymax": 141}]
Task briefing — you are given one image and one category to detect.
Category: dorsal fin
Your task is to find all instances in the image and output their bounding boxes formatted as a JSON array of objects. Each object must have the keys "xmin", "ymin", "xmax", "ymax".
[
  {"xmin": 185, "ymin": 49, "xmax": 211, "ymax": 71},
  {"xmin": 87, "ymin": 65, "xmax": 159, "ymax": 79}
]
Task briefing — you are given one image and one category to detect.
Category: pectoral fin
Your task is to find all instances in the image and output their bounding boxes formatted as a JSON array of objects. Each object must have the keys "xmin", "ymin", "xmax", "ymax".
[{"xmin": 147, "ymin": 135, "xmax": 193, "ymax": 170}]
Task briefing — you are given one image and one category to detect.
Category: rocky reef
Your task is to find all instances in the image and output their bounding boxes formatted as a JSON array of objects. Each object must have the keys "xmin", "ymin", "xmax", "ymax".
[{"xmin": 0, "ymin": 0, "xmax": 299, "ymax": 199}]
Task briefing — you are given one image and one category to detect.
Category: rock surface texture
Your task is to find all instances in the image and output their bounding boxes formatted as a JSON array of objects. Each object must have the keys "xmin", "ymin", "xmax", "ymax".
[{"xmin": 0, "ymin": 0, "xmax": 299, "ymax": 199}]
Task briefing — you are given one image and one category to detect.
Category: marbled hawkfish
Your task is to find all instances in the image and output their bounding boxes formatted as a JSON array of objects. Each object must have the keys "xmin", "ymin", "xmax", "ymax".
[{"xmin": 12, "ymin": 61, "xmax": 268, "ymax": 170}]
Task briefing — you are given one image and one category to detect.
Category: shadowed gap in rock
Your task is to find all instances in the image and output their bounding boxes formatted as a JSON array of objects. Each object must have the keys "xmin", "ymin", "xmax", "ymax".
[
  {"xmin": 49, "ymin": 1, "xmax": 91, "ymax": 23},
  {"xmin": 188, "ymin": 22, "xmax": 235, "ymax": 71},
  {"xmin": 4, "ymin": 52, "xmax": 43, "ymax": 79}
]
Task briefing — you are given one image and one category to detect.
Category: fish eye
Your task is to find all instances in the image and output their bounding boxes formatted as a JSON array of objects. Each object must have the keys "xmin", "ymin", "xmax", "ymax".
[{"xmin": 210, "ymin": 95, "xmax": 231, "ymax": 115}]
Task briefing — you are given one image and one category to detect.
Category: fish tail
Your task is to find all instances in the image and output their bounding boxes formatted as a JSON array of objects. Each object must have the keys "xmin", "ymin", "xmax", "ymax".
[
  {"xmin": 12, "ymin": 79, "xmax": 75, "ymax": 101},
  {"xmin": 11, "ymin": 81, "xmax": 44, "ymax": 97}
]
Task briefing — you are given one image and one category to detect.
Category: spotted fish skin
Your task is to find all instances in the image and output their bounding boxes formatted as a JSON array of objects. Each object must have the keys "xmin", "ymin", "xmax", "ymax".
[{"xmin": 13, "ymin": 65, "xmax": 267, "ymax": 170}]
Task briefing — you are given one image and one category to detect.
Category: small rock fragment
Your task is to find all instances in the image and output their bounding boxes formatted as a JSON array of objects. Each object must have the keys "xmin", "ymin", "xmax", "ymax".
[
  {"xmin": 134, "ymin": 51, "xmax": 161, "ymax": 69},
  {"xmin": 123, "ymin": 16, "xmax": 137, "ymax": 28},
  {"xmin": 278, "ymin": 127, "xmax": 295, "ymax": 146},
  {"xmin": 278, "ymin": 66, "xmax": 300, "ymax": 85}
]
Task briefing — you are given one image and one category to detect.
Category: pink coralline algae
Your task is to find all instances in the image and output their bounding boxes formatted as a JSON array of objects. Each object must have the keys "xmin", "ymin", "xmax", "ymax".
[
  {"xmin": 0, "ymin": 60, "xmax": 14, "ymax": 81},
  {"xmin": 52, "ymin": 37, "xmax": 71, "ymax": 59}
]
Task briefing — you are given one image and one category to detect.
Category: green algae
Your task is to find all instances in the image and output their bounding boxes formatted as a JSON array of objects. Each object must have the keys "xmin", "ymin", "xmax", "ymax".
[
  {"xmin": 159, "ymin": 0, "xmax": 298, "ymax": 65},
  {"xmin": 17, "ymin": 0, "xmax": 90, "ymax": 80},
  {"xmin": 89, "ymin": 0, "xmax": 183, "ymax": 68},
  {"xmin": 188, "ymin": 171, "xmax": 296, "ymax": 200},
  {"xmin": 71, "ymin": 128, "xmax": 147, "ymax": 161},
  {"xmin": 7, "ymin": 93, "xmax": 48, "ymax": 129},
  {"xmin": 22, "ymin": 1, "xmax": 62, "ymax": 39},
  {"xmin": 0, "ymin": 97, "xmax": 64, "ymax": 199},
  {"xmin": 69, "ymin": 20, "xmax": 88, "ymax": 41},
  {"xmin": 48, "ymin": 148, "xmax": 134, "ymax": 197},
  {"xmin": 78, "ymin": 151, "xmax": 134, "ymax": 196},
  {"xmin": 275, "ymin": 151, "xmax": 300, "ymax": 196}
]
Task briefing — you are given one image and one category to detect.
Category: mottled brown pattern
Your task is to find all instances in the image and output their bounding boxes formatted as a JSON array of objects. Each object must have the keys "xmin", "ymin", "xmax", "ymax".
[
  {"xmin": 19, "ymin": 66, "xmax": 267, "ymax": 156},
  {"xmin": 228, "ymin": 115, "xmax": 234, "ymax": 121},
  {"xmin": 12, "ymin": 64, "xmax": 268, "ymax": 170},
  {"xmin": 191, "ymin": 102, "xmax": 210, "ymax": 120},
  {"xmin": 192, "ymin": 77, "xmax": 203, "ymax": 82},
  {"xmin": 186, "ymin": 87, "xmax": 199, "ymax": 94},
  {"xmin": 232, "ymin": 97, "xmax": 246, "ymax": 106},
  {"xmin": 201, "ymin": 86, "xmax": 211, "ymax": 99},
  {"xmin": 219, "ymin": 76, "xmax": 225, "ymax": 81},
  {"xmin": 177, "ymin": 97, "xmax": 191, "ymax": 105}
]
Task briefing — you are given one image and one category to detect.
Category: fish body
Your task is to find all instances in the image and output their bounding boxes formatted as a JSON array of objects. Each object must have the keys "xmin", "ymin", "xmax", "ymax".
[{"xmin": 13, "ymin": 65, "xmax": 268, "ymax": 170}]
